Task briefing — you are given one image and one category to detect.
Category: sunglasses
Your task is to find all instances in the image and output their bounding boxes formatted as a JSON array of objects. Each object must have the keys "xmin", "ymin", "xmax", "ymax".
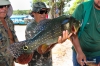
[
  {"xmin": 38, "ymin": 10, "xmax": 48, "ymax": 14},
  {"xmin": 0, "ymin": 5, "xmax": 10, "ymax": 8}
]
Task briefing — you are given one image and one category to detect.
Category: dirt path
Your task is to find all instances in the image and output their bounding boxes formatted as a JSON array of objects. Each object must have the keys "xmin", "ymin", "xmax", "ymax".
[{"xmin": 52, "ymin": 40, "xmax": 73, "ymax": 66}]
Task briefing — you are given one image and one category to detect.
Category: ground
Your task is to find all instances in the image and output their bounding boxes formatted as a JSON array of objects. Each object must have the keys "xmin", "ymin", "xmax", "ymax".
[
  {"xmin": 14, "ymin": 25, "xmax": 73, "ymax": 66},
  {"xmin": 52, "ymin": 40, "xmax": 73, "ymax": 66}
]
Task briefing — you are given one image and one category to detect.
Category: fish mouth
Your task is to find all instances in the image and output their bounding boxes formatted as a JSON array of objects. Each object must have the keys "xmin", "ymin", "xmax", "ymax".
[{"xmin": 71, "ymin": 25, "xmax": 79, "ymax": 35}]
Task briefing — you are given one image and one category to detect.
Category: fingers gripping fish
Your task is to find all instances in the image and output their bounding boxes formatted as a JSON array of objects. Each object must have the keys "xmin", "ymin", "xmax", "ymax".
[{"xmin": 8, "ymin": 15, "xmax": 80, "ymax": 64}]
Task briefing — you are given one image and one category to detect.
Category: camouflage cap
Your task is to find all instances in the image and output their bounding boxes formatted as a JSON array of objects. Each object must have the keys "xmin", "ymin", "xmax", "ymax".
[
  {"xmin": 0, "ymin": 0, "xmax": 11, "ymax": 5},
  {"xmin": 32, "ymin": 2, "xmax": 50, "ymax": 12}
]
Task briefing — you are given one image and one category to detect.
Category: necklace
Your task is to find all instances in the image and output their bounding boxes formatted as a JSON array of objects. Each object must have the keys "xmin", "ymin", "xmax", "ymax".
[{"xmin": 93, "ymin": 6, "xmax": 100, "ymax": 27}]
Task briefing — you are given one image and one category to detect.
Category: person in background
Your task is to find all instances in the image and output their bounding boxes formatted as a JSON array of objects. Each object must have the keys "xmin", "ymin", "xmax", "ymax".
[
  {"xmin": 25, "ymin": 2, "xmax": 54, "ymax": 66},
  {"xmin": 0, "ymin": 0, "xmax": 18, "ymax": 66},
  {"xmin": 71, "ymin": 0, "xmax": 100, "ymax": 66},
  {"xmin": 55, "ymin": 6, "xmax": 60, "ymax": 18},
  {"xmin": 25, "ymin": 2, "xmax": 71, "ymax": 66}
]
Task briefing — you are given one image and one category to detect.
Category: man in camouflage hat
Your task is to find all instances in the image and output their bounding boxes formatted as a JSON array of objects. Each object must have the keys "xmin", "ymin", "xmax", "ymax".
[
  {"xmin": 25, "ymin": 2, "xmax": 52, "ymax": 66},
  {"xmin": 0, "ymin": 0, "xmax": 18, "ymax": 66},
  {"xmin": 25, "ymin": 1, "xmax": 71, "ymax": 66}
]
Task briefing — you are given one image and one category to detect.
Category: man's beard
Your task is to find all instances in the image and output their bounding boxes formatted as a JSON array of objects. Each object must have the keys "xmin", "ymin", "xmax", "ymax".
[{"xmin": 94, "ymin": 2, "xmax": 100, "ymax": 9}]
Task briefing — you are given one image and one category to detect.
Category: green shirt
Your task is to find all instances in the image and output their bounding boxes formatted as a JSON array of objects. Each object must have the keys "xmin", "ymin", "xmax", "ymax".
[{"xmin": 72, "ymin": 3, "xmax": 100, "ymax": 57}]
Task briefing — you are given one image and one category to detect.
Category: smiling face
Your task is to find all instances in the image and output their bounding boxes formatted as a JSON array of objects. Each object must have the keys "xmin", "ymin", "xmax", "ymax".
[
  {"xmin": 94, "ymin": 0, "xmax": 100, "ymax": 10},
  {"xmin": 0, "ymin": 5, "xmax": 9, "ymax": 19},
  {"xmin": 32, "ymin": 8, "xmax": 49, "ymax": 23}
]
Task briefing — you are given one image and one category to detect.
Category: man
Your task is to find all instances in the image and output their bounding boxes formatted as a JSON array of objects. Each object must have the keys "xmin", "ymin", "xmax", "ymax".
[
  {"xmin": 55, "ymin": 6, "xmax": 60, "ymax": 18},
  {"xmin": 25, "ymin": 2, "xmax": 71, "ymax": 66},
  {"xmin": 0, "ymin": 0, "xmax": 18, "ymax": 66},
  {"xmin": 25, "ymin": 2, "xmax": 52, "ymax": 66},
  {"xmin": 71, "ymin": 0, "xmax": 100, "ymax": 66}
]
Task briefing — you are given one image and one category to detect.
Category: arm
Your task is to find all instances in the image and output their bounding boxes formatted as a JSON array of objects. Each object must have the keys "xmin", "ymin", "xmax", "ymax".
[
  {"xmin": 72, "ymin": 3, "xmax": 87, "ymax": 66},
  {"xmin": 71, "ymin": 34, "xmax": 86, "ymax": 66}
]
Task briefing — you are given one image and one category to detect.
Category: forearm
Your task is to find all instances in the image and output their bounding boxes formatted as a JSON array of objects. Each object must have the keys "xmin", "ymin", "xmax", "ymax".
[{"xmin": 71, "ymin": 34, "xmax": 83, "ymax": 54}]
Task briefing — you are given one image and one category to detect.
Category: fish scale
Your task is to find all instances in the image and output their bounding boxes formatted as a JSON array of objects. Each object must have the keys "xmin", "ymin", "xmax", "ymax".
[{"xmin": 8, "ymin": 15, "xmax": 80, "ymax": 58}]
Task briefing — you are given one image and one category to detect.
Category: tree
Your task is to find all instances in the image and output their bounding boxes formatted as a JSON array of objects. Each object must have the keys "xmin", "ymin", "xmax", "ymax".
[
  {"xmin": 50, "ymin": 0, "xmax": 71, "ymax": 18},
  {"xmin": 31, "ymin": 0, "xmax": 71, "ymax": 18},
  {"xmin": 13, "ymin": 10, "xmax": 31, "ymax": 15},
  {"xmin": 68, "ymin": 0, "xmax": 82, "ymax": 15},
  {"xmin": 32, "ymin": 0, "xmax": 48, "ymax": 3},
  {"xmin": 50, "ymin": 0, "xmax": 65, "ymax": 18}
]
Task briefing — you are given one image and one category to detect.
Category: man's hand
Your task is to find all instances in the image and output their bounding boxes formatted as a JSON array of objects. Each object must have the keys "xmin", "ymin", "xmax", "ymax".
[
  {"xmin": 98, "ymin": 62, "xmax": 100, "ymax": 66},
  {"xmin": 77, "ymin": 52, "xmax": 86, "ymax": 66},
  {"xmin": 58, "ymin": 30, "xmax": 72, "ymax": 43}
]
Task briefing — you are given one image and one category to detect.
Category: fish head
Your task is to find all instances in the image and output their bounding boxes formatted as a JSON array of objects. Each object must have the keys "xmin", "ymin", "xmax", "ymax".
[{"xmin": 62, "ymin": 16, "xmax": 81, "ymax": 34}]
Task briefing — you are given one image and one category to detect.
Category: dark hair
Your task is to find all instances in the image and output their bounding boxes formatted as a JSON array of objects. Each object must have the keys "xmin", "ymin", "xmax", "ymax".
[{"xmin": 29, "ymin": 11, "xmax": 34, "ymax": 17}]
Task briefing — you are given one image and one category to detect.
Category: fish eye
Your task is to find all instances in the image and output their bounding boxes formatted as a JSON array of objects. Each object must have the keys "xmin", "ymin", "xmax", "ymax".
[{"xmin": 23, "ymin": 45, "xmax": 28, "ymax": 50}]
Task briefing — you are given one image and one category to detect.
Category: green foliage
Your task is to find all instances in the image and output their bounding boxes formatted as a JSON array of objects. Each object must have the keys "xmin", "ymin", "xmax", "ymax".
[
  {"xmin": 13, "ymin": 10, "xmax": 31, "ymax": 15},
  {"xmin": 32, "ymin": 0, "xmax": 48, "ymax": 3},
  {"xmin": 84, "ymin": 0, "xmax": 89, "ymax": 1},
  {"xmin": 68, "ymin": 0, "xmax": 82, "ymax": 15}
]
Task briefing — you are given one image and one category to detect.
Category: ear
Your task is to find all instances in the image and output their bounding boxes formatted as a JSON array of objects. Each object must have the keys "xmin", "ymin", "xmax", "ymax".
[{"xmin": 32, "ymin": 12, "xmax": 35, "ymax": 15}]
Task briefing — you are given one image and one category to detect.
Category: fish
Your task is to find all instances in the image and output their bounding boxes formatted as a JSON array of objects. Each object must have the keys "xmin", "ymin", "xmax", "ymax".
[{"xmin": 7, "ymin": 15, "xmax": 80, "ymax": 64}]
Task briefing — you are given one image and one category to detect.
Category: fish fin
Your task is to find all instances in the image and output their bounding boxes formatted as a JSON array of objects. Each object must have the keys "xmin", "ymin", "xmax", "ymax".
[
  {"xmin": 41, "ymin": 44, "xmax": 48, "ymax": 53},
  {"xmin": 37, "ymin": 43, "xmax": 56, "ymax": 54},
  {"xmin": 16, "ymin": 53, "xmax": 33, "ymax": 64},
  {"xmin": 37, "ymin": 44, "xmax": 48, "ymax": 54},
  {"xmin": 37, "ymin": 43, "xmax": 57, "ymax": 54},
  {"xmin": 45, "ymin": 43, "xmax": 57, "ymax": 53}
]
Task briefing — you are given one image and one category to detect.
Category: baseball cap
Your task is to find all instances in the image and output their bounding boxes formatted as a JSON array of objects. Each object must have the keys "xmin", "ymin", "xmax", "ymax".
[{"xmin": 31, "ymin": 2, "xmax": 50, "ymax": 13}]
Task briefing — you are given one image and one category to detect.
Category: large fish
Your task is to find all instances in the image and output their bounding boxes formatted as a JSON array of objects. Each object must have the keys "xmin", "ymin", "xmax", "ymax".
[{"xmin": 8, "ymin": 15, "xmax": 80, "ymax": 64}]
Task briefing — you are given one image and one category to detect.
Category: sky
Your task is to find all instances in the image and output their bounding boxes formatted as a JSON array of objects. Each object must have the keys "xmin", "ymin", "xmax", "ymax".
[{"xmin": 9, "ymin": 0, "xmax": 32, "ymax": 10}]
